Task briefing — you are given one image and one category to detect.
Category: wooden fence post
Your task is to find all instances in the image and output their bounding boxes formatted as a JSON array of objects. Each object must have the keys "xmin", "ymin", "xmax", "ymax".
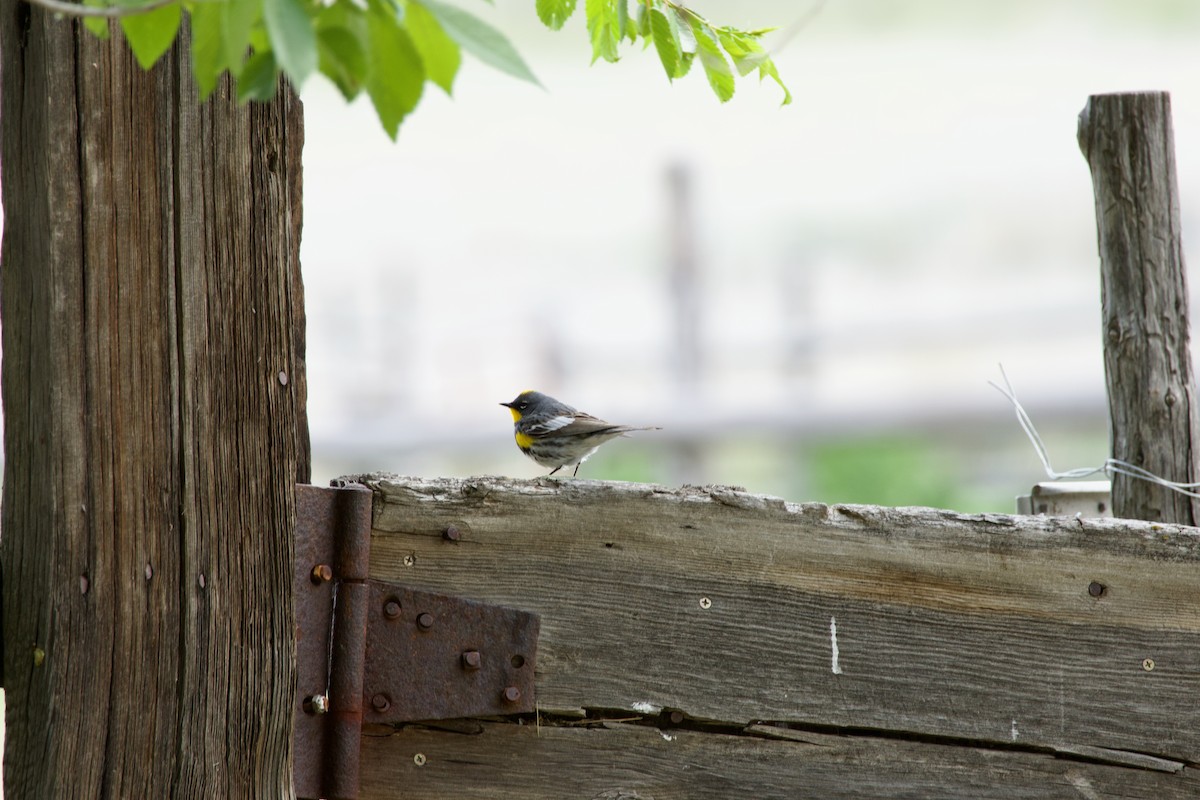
[{"xmin": 1077, "ymin": 91, "xmax": 1199, "ymax": 524}]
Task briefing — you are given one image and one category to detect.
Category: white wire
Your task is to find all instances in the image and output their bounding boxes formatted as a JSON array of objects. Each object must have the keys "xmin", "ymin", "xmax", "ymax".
[{"xmin": 989, "ymin": 365, "xmax": 1200, "ymax": 499}]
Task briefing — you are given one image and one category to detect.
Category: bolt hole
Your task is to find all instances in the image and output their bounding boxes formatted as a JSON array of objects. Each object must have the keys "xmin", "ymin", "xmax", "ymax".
[{"xmin": 510, "ymin": 654, "xmax": 526, "ymax": 669}]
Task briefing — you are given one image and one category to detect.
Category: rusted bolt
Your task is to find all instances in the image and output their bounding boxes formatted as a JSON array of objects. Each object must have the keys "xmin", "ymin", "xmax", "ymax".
[
  {"xmin": 303, "ymin": 694, "xmax": 329, "ymax": 715},
  {"xmin": 413, "ymin": 753, "xmax": 427, "ymax": 767},
  {"xmin": 371, "ymin": 693, "xmax": 392, "ymax": 713},
  {"xmin": 443, "ymin": 526, "xmax": 462, "ymax": 542},
  {"xmin": 462, "ymin": 650, "xmax": 482, "ymax": 670},
  {"xmin": 1087, "ymin": 581, "xmax": 1106, "ymax": 598},
  {"xmin": 417, "ymin": 612, "xmax": 434, "ymax": 630},
  {"xmin": 502, "ymin": 686, "xmax": 522, "ymax": 703},
  {"xmin": 699, "ymin": 597, "xmax": 712, "ymax": 610},
  {"xmin": 510, "ymin": 654, "xmax": 526, "ymax": 669},
  {"xmin": 1142, "ymin": 658, "xmax": 1155, "ymax": 672},
  {"xmin": 310, "ymin": 564, "xmax": 333, "ymax": 584},
  {"xmin": 384, "ymin": 598, "xmax": 402, "ymax": 619}
]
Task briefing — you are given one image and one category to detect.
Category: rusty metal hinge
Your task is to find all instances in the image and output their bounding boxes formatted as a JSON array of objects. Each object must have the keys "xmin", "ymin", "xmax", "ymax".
[{"xmin": 293, "ymin": 483, "xmax": 539, "ymax": 800}]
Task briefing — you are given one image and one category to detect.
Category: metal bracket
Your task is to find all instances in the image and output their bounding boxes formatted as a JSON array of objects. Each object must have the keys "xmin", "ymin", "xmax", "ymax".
[{"xmin": 294, "ymin": 483, "xmax": 539, "ymax": 800}]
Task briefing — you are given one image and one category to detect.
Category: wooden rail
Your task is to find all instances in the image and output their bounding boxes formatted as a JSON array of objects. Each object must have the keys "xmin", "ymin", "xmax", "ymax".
[{"xmin": 351, "ymin": 475, "xmax": 1200, "ymax": 798}]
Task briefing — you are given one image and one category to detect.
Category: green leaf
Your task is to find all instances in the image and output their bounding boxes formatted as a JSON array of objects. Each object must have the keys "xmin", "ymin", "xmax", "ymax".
[
  {"xmin": 756, "ymin": 55, "xmax": 792, "ymax": 106},
  {"xmin": 535, "ymin": 0, "xmax": 576, "ymax": 31},
  {"xmin": 688, "ymin": 17, "xmax": 733, "ymax": 102},
  {"xmin": 405, "ymin": 0, "xmax": 460, "ymax": 94},
  {"xmin": 237, "ymin": 50, "xmax": 279, "ymax": 102},
  {"xmin": 221, "ymin": 0, "xmax": 263, "ymax": 76},
  {"xmin": 82, "ymin": 0, "xmax": 110, "ymax": 39},
  {"xmin": 119, "ymin": 3, "xmax": 182, "ymax": 69},
  {"xmin": 617, "ymin": 0, "xmax": 635, "ymax": 44},
  {"xmin": 716, "ymin": 26, "xmax": 791, "ymax": 105},
  {"xmin": 365, "ymin": 7, "xmax": 425, "ymax": 139},
  {"xmin": 190, "ymin": 1, "xmax": 224, "ymax": 97},
  {"xmin": 675, "ymin": 48, "xmax": 693, "ymax": 78},
  {"xmin": 585, "ymin": 0, "xmax": 619, "ymax": 63},
  {"xmin": 317, "ymin": 25, "xmax": 368, "ymax": 99},
  {"xmin": 415, "ymin": 0, "xmax": 540, "ymax": 86},
  {"xmin": 715, "ymin": 27, "xmax": 764, "ymax": 76},
  {"xmin": 635, "ymin": 0, "xmax": 650, "ymax": 38},
  {"xmin": 671, "ymin": 5, "xmax": 695, "ymax": 54},
  {"xmin": 263, "ymin": 0, "xmax": 317, "ymax": 87},
  {"xmin": 647, "ymin": 5, "xmax": 679, "ymax": 80}
]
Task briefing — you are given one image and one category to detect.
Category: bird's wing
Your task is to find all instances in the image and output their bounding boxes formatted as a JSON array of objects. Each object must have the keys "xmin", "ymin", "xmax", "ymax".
[
  {"xmin": 527, "ymin": 412, "xmax": 622, "ymax": 439},
  {"xmin": 523, "ymin": 414, "xmax": 583, "ymax": 437}
]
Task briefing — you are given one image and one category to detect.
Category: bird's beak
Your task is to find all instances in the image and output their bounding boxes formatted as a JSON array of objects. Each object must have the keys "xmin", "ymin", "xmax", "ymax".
[{"xmin": 500, "ymin": 401, "xmax": 514, "ymax": 408}]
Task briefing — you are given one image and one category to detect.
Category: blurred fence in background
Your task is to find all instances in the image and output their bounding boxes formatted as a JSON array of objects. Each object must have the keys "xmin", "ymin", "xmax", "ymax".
[{"xmin": 298, "ymin": 1, "xmax": 1200, "ymax": 510}]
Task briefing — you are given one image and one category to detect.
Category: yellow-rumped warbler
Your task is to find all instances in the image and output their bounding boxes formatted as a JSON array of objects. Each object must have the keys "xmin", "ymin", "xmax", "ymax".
[{"xmin": 501, "ymin": 390, "xmax": 660, "ymax": 477}]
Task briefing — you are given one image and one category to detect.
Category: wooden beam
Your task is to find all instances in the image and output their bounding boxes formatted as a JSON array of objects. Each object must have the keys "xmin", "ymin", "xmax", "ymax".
[
  {"xmin": 360, "ymin": 721, "xmax": 1200, "ymax": 799},
  {"xmin": 0, "ymin": 13, "xmax": 306, "ymax": 796},
  {"xmin": 1078, "ymin": 91, "xmax": 1199, "ymax": 524},
  {"xmin": 359, "ymin": 476, "xmax": 1200, "ymax": 772}
]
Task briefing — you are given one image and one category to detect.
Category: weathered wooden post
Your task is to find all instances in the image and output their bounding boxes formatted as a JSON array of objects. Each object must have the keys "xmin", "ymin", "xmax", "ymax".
[{"xmin": 1077, "ymin": 91, "xmax": 1199, "ymax": 524}]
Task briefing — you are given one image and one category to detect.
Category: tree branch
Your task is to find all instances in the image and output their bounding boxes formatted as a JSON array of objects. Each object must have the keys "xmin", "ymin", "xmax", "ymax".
[{"xmin": 21, "ymin": 0, "xmax": 174, "ymax": 19}]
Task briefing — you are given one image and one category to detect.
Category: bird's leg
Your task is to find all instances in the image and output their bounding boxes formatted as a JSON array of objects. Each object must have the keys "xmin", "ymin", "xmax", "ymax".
[
  {"xmin": 549, "ymin": 466, "xmax": 562, "ymax": 476},
  {"xmin": 572, "ymin": 463, "xmax": 581, "ymax": 477}
]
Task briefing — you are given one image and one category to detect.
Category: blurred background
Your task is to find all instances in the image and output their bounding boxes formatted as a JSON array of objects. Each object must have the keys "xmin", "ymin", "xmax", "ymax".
[{"xmin": 301, "ymin": 0, "xmax": 1200, "ymax": 510}]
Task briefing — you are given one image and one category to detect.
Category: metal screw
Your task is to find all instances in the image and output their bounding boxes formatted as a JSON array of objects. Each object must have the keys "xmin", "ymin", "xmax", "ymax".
[
  {"xmin": 384, "ymin": 599, "xmax": 402, "ymax": 620},
  {"xmin": 403, "ymin": 554, "xmax": 416, "ymax": 567},
  {"xmin": 1087, "ymin": 581, "xmax": 1106, "ymax": 598},
  {"xmin": 1142, "ymin": 658, "xmax": 1155, "ymax": 672},
  {"xmin": 417, "ymin": 612, "xmax": 434, "ymax": 630},
  {"xmin": 303, "ymin": 694, "xmax": 329, "ymax": 715},
  {"xmin": 462, "ymin": 650, "xmax": 482, "ymax": 670},
  {"xmin": 502, "ymin": 686, "xmax": 522, "ymax": 703},
  {"xmin": 371, "ymin": 693, "xmax": 392, "ymax": 712},
  {"xmin": 310, "ymin": 564, "xmax": 333, "ymax": 584},
  {"xmin": 668, "ymin": 710, "xmax": 685, "ymax": 725},
  {"xmin": 413, "ymin": 753, "xmax": 427, "ymax": 767},
  {"xmin": 699, "ymin": 597, "xmax": 712, "ymax": 609},
  {"xmin": 443, "ymin": 526, "xmax": 462, "ymax": 542}
]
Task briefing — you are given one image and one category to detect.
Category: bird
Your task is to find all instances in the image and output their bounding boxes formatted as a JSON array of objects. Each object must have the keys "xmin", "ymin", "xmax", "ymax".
[{"xmin": 500, "ymin": 390, "xmax": 660, "ymax": 477}]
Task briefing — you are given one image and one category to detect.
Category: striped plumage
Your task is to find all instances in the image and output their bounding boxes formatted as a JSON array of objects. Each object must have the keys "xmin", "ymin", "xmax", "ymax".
[{"xmin": 501, "ymin": 390, "xmax": 659, "ymax": 477}]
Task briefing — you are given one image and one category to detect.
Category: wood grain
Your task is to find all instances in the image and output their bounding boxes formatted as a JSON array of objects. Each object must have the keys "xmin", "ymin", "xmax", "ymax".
[
  {"xmin": 360, "ymin": 720, "xmax": 1200, "ymax": 800},
  {"xmin": 1078, "ymin": 91, "xmax": 1200, "ymax": 524},
  {"xmin": 357, "ymin": 476, "xmax": 1200, "ymax": 771},
  {"xmin": 1, "ymin": 14, "xmax": 306, "ymax": 798}
]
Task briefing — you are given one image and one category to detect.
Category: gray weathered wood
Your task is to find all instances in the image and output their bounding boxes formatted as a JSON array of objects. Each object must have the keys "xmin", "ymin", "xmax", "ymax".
[
  {"xmin": 1078, "ymin": 91, "xmax": 1199, "ymax": 524},
  {"xmin": 356, "ymin": 475, "xmax": 1200, "ymax": 779},
  {"xmin": 1, "ymin": 14, "xmax": 307, "ymax": 798},
  {"xmin": 360, "ymin": 720, "xmax": 1200, "ymax": 800}
]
